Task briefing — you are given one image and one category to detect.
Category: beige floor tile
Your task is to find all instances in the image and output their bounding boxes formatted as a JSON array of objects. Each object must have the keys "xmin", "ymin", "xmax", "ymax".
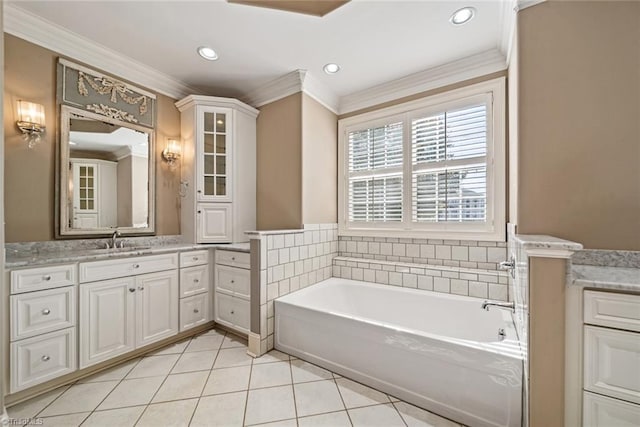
[
  {"xmin": 39, "ymin": 381, "xmax": 119, "ymax": 417},
  {"xmin": 298, "ymin": 411, "xmax": 352, "ymax": 427},
  {"xmin": 171, "ymin": 350, "xmax": 217, "ymax": 374},
  {"xmin": 245, "ymin": 385, "xmax": 296, "ymax": 426},
  {"xmin": 202, "ymin": 365, "xmax": 251, "ymax": 395},
  {"xmin": 250, "ymin": 418, "xmax": 298, "ymax": 427},
  {"xmin": 221, "ymin": 333, "xmax": 248, "ymax": 349},
  {"xmin": 290, "ymin": 359, "xmax": 333, "ymax": 383},
  {"xmin": 348, "ymin": 403, "xmax": 406, "ymax": 427},
  {"xmin": 185, "ymin": 333, "xmax": 225, "ymax": 352},
  {"xmin": 150, "ymin": 338, "xmax": 191, "ymax": 356},
  {"xmin": 136, "ymin": 398, "xmax": 198, "ymax": 427},
  {"xmin": 388, "ymin": 394, "xmax": 401, "ymax": 402},
  {"xmin": 97, "ymin": 376, "xmax": 165, "ymax": 410},
  {"xmin": 151, "ymin": 371, "xmax": 209, "ymax": 403},
  {"xmin": 394, "ymin": 401, "xmax": 461, "ymax": 427},
  {"xmin": 81, "ymin": 406, "xmax": 145, "ymax": 427},
  {"xmin": 6, "ymin": 385, "xmax": 69, "ymax": 420},
  {"xmin": 38, "ymin": 412, "xmax": 90, "ymax": 427},
  {"xmin": 250, "ymin": 361, "xmax": 292, "ymax": 389},
  {"xmin": 336, "ymin": 377, "xmax": 391, "ymax": 408},
  {"xmin": 125, "ymin": 354, "xmax": 180, "ymax": 379},
  {"xmin": 294, "ymin": 380, "xmax": 345, "ymax": 417},
  {"xmin": 200, "ymin": 328, "xmax": 226, "ymax": 338},
  {"xmin": 78, "ymin": 359, "xmax": 140, "ymax": 383},
  {"xmin": 253, "ymin": 350, "xmax": 291, "ymax": 365},
  {"xmin": 213, "ymin": 347, "xmax": 253, "ymax": 368},
  {"xmin": 190, "ymin": 391, "xmax": 248, "ymax": 427}
]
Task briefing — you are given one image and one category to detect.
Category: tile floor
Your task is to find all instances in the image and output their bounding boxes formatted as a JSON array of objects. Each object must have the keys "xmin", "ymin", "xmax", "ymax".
[{"xmin": 6, "ymin": 328, "xmax": 461, "ymax": 427}]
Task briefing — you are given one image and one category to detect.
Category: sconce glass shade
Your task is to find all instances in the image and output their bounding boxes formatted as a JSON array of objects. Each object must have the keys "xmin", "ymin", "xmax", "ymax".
[
  {"xmin": 17, "ymin": 100, "xmax": 46, "ymax": 148},
  {"xmin": 162, "ymin": 138, "xmax": 181, "ymax": 167}
]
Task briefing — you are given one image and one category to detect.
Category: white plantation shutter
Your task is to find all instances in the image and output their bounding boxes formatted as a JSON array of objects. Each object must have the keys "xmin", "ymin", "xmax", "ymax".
[
  {"xmin": 347, "ymin": 122, "xmax": 403, "ymax": 222},
  {"xmin": 411, "ymin": 103, "xmax": 488, "ymax": 223}
]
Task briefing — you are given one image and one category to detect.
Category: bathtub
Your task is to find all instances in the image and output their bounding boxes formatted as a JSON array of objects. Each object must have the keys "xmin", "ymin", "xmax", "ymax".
[{"xmin": 275, "ymin": 278, "xmax": 523, "ymax": 427}]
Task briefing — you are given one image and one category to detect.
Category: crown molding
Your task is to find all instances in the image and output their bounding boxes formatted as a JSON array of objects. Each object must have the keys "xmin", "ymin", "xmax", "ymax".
[
  {"xmin": 243, "ymin": 69, "xmax": 339, "ymax": 113},
  {"xmin": 517, "ymin": 0, "xmax": 547, "ymax": 11},
  {"xmin": 175, "ymin": 94, "xmax": 259, "ymax": 117},
  {"xmin": 338, "ymin": 49, "xmax": 507, "ymax": 115},
  {"xmin": 498, "ymin": 0, "xmax": 547, "ymax": 64},
  {"xmin": 4, "ymin": 3, "xmax": 200, "ymax": 100}
]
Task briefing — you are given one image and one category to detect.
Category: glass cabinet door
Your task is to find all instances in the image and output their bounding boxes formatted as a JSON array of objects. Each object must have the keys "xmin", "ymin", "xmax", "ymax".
[{"xmin": 199, "ymin": 108, "xmax": 231, "ymax": 201}]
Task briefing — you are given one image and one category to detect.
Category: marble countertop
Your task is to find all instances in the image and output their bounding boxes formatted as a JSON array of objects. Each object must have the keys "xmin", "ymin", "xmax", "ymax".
[
  {"xmin": 513, "ymin": 234, "xmax": 583, "ymax": 252},
  {"xmin": 572, "ymin": 264, "xmax": 640, "ymax": 292},
  {"xmin": 6, "ymin": 242, "xmax": 250, "ymax": 269}
]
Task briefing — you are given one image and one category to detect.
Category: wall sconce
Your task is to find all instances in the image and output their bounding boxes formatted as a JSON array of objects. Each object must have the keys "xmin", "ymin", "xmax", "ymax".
[
  {"xmin": 16, "ymin": 100, "xmax": 46, "ymax": 148},
  {"xmin": 162, "ymin": 138, "xmax": 181, "ymax": 168}
]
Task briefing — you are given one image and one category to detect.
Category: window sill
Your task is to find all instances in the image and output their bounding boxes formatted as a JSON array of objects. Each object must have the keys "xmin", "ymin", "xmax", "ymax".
[{"xmin": 338, "ymin": 226, "xmax": 506, "ymax": 242}]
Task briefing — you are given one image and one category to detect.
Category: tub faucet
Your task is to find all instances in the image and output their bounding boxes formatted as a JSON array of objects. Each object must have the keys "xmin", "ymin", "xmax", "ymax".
[
  {"xmin": 481, "ymin": 300, "xmax": 515, "ymax": 313},
  {"xmin": 110, "ymin": 230, "xmax": 121, "ymax": 248}
]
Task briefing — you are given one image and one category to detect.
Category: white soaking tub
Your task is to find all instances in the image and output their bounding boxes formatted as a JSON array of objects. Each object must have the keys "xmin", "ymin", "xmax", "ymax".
[{"xmin": 275, "ymin": 278, "xmax": 523, "ymax": 427}]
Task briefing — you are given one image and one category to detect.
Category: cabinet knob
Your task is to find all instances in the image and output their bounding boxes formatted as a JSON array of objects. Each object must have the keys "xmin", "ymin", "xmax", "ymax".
[
  {"xmin": 138, "ymin": 286, "xmax": 144, "ymax": 291},
  {"xmin": 197, "ymin": 190, "xmax": 202, "ymax": 193},
  {"xmin": 197, "ymin": 210, "xmax": 202, "ymax": 214},
  {"xmin": 41, "ymin": 355, "xmax": 51, "ymax": 362},
  {"xmin": 230, "ymin": 310, "xmax": 235, "ymax": 315},
  {"xmin": 231, "ymin": 280, "xmax": 235, "ymax": 284},
  {"xmin": 42, "ymin": 308, "xmax": 51, "ymax": 315},
  {"xmin": 133, "ymin": 264, "xmax": 140, "ymax": 269},
  {"xmin": 194, "ymin": 279, "xmax": 199, "ymax": 283},
  {"xmin": 231, "ymin": 257, "xmax": 236, "ymax": 261},
  {"xmin": 129, "ymin": 288, "xmax": 136, "ymax": 292},
  {"xmin": 43, "ymin": 275, "xmax": 51, "ymax": 281},
  {"xmin": 193, "ymin": 257, "xmax": 199, "ymax": 261},
  {"xmin": 194, "ymin": 309, "xmax": 199, "ymax": 313}
]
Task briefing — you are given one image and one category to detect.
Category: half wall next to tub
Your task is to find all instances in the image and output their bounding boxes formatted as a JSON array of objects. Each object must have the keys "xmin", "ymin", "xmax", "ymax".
[{"xmin": 247, "ymin": 224, "xmax": 338, "ymax": 355}]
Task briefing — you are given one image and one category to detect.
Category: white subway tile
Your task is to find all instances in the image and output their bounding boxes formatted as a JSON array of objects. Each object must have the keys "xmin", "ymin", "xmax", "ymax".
[
  {"xmin": 487, "ymin": 247, "xmax": 507, "ymax": 263},
  {"xmin": 273, "ymin": 265, "xmax": 284, "ymax": 282},
  {"xmin": 389, "ymin": 272, "xmax": 403, "ymax": 286},
  {"xmin": 420, "ymin": 244, "xmax": 435, "ymax": 259},
  {"xmin": 332, "ymin": 265, "xmax": 341, "ymax": 277},
  {"xmin": 300, "ymin": 273, "xmax": 309, "ymax": 288},
  {"xmin": 489, "ymin": 284, "xmax": 508, "ymax": 301},
  {"xmin": 352, "ymin": 268, "xmax": 364, "ymax": 281},
  {"xmin": 435, "ymin": 245, "xmax": 452, "ymax": 260},
  {"xmin": 469, "ymin": 248, "xmax": 486, "ymax": 263},
  {"xmin": 363, "ymin": 269, "xmax": 376, "ymax": 282},
  {"xmin": 402, "ymin": 273, "xmax": 418, "ymax": 288},
  {"xmin": 289, "ymin": 247, "xmax": 300, "ymax": 262},
  {"xmin": 433, "ymin": 277, "xmax": 450, "ymax": 293},
  {"xmin": 417, "ymin": 275, "xmax": 433, "ymax": 291},
  {"xmin": 341, "ymin": 266, "xmax": 352, "ymax": 279},
  {"xmin": 368, "ymin": 242, "xmax": 380, "ymax": 255},
  {"xmin": 410, "ymin": 267, "xmax": 425, "ymax": 275},
  {"xmin": 267, "ymin": 235, "xmax": 274, "ymax": 250},
  {"xmin": 312, "ymin": 257, "xmax": 320, "ymax": 270},
  {"xmin": 290, "ymin": 276, "xmax": 300, "ymax": 291},
  {"xmin": 303, "ymin": 259, "xmax": 313, "ymax": 273},
  {"xmin": 357, "ymin": 241, "xmax": 368, "ymax": 254},
  {"xmin": 308, "ymin": 245, "xmax": 317, "ymax": 258},
  {"xmin": 273, "ymin": 234, "xmax": 285, "ymax": 249},
  {"xmin": 267, "ymin": 335, "xmax": 274, "ymax": 351},
  {"xmin": 267, "ymin": 282, "xmax": 278, "ymax": 300},
  {"xmin": 284, "ymin": 263, "xmax": 295, "ymax": 279},
  {"xmin": 279, "ymin": 279, "xmax": 290, "ymax": 295},
  {"xmin": 380, "ymin": 243, "xmax": 393, "ymax": 255},
  {"xmin": 442, "ymin": 271, "xmax": 459, "ymax": 279},
  {"xmin": 460, "ymin": 272, "xmax": 478, "ymax": 281},
  {"xmin": 295, "ymin": 233, "xmax": 305, "ymax": 246},
  {"xmin": 451, "ymin": 246, "xmax": 469, "ymax": 261},
  {"xmin": 268, "ymin": 317, "xmax": 274, "ymax": 335},
  {"xmin": 375, "ymin": 270, "xmax": 389, "ymax": 284},
  {"xmin": 406, "ymin": 244, "xmax": 420, "ymax": 258},
  {"xmin": 392, "ymin": 243, "xmax": 406, "ymax": 257},
  {"xmin": 267, "ymin": 267, "xmax": 273, "ymax": 283},
  {"xmin": 469, "ymin": 281, "xmax": 488, "ymax": 299},
  {"xmin": 284, "ymin": 234, "xmax": 295, "ymax": 248},
  {"xmin": 304, "ymin": 231, "xmax": 313, "ymax": 245},
  {"xmin": 278, "ymin": 248, "xmax": 290, "ymax": 264},
  {"xmin": 396, "ymin": 265, "xmax": 410, "ymax": 273},
  {"xmin": 299, "ymin": 245, "xmax": 309, "ymax": 259},
  {"xmin": 338, "ymin": 240, "xmax": 347, "ymax": 253},
  {"xmin": 450, "ymin": 279, "xmax": 469, "ymax": 296}
]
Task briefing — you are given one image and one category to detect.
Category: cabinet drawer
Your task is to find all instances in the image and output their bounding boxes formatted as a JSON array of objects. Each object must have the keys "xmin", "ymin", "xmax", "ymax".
[
  {"xmin": 583, "ymin": 391, "xmax": 640, "ymax": 427},
  {"xmin": 79, "ymin": 253, "xmax": 179, "ymax": 283},
  {"xmin": 10, "ymin": 328, "xmax": 76, "ymax": 393},
  {"xmin": 584, "ymin": 326, "xmax": 640, "ymax": 404},
  {"xmin": 180, "ymin": 250, "xmax": 209, "ymax": 268},
  {"xmin": 11, "ymin": 287, "xmax": 76, "ymax": 341},
  {"xmin": 215, "ymin": 265, "xmax": 250, "ymax": 299},
  {"xmin": 180, "ymin": 265, "xmax": 210, "ymax": 297},
  {"xmin": 215, "ymin": 250, "xmax": 250, "ymax": 269},
  {"xmin": 584, "ymin": 290, "xmax": 640, "ymax": 332},
  {"xmin": 11, "ymin": 264, "xmax": 76, "ymax": 294},
  {"xmin": 180, "ymin": 293, "xmax": 210, "ymax": 332},
  {"xmin": 215, "ymin": 292, "xmax": 249, "ymax": 332}
]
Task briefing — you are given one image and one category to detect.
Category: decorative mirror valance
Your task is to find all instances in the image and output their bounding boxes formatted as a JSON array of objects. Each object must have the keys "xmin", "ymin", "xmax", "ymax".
[
  {"xmin": 56, "ymin": 59, "xmax": 157, "ymax": 238},
  {"xmin": 57, "ymin": 58, "xmax": 156, "ymax": 128}
]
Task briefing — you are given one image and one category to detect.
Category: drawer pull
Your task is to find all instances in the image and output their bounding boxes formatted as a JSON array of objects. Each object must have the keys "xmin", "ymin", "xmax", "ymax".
[
  {"xmin": 194, "ymin": 308, "xmax": 199, "ymax": 313},
  {"xmin": 232, "ymin": 257, "xmax": 236, "ymax": 261},
  {"xmin": 194, "ymin": 279, "xmax": 200, "ymax": 283},
  {"xmin": 133, "ymin": 264, "xmax": 140, "ymax": 269},
  {"xmin": 230, "ymin": 310, "xmax": 235, "ymax": 314},
  {"xmin": 193, "ymin": 257, "xmax": 199, "ymax": 261},
  {"xmin": 129, "ymin": 288, "xmax": 136, "ymax": 293},
  {"xmin": 41, "ymin": 355, "xmax": 51, "ymax": 362},
  {"xmin": 138, "ymin": 286, "xmax": 144, "ymax": 291},
  {"xmin": 42, "ymin": 308, "xmax": 51, "ymax": 316},
  {"xmin": 43, "ymin": 275, "xmax": 52, "ymax": 281}
]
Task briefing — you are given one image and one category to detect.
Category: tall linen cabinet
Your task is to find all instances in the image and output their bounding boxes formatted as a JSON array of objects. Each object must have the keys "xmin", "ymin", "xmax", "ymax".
[{"xmin": 176, "ymin": 95, "xmax": 258, "ymax": 243}]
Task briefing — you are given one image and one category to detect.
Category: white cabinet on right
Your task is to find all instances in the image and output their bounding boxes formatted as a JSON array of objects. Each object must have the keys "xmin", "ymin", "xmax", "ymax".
[
  {"xmin": 214, "ymin": 250, "xmax": 251, "ymax": 335},
  {"xmin": 582, "ymin": 290, "xmax": 640, "ymax": 426},
  {"xmin": 176, "ymin": 95, "xmax": 258, "ymax": 243}
]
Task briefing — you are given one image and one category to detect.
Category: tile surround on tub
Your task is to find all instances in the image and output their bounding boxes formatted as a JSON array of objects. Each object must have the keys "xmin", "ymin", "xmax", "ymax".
[{"xmin": 338, "ymin": 236, "xmax": 508, "ymax": 271}]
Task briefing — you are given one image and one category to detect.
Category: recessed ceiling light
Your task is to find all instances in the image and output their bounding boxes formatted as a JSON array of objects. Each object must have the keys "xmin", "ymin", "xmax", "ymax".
[
  {"xmin": 323, "ymin": 63, "xmax": 340, "ymax": 74},
  {"xmin": 197, "ymin": 46, "xmax": 218, "ymax": 61},
  {"xmin": 450, "ymin": 7, "xmax": 475, "ymax": 25}
]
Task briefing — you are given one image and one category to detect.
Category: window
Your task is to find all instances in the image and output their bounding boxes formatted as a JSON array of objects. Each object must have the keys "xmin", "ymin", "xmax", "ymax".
[{"xmin": 338, "ymin": 78, "xmax": 505, "ymax": 241}]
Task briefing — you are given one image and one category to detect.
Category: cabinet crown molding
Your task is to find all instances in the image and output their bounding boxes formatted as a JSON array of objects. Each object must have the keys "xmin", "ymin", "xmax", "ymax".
[{"xmin": 175, "ymin": 95, "xmax": 259, "ymax": 118}]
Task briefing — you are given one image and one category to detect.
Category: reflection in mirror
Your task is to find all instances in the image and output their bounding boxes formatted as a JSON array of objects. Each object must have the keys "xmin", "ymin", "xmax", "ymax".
[{"xmin": 59, "ymin": 106, "xmax": 155, "ymax": 236}]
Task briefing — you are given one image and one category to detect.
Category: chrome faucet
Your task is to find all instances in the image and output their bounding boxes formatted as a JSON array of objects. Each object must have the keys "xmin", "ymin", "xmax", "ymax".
[
  {"xmin": 110, "ymin": 230, "xmax": 121, "ymax": 249},
  {"xmin": 481, "ymin": 300, "xmax": 515, "ymax": 312}
]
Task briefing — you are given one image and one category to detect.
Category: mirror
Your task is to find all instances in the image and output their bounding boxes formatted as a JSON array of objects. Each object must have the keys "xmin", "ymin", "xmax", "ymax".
[{"xmin": 58, "ymin": 105, "xmax": 155, "ymax": 236}]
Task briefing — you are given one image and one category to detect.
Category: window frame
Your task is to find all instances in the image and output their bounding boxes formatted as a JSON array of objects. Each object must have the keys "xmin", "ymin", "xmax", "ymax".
[{"xmin": 338, "ymin": 77, "xmax": 506, "ymax": 241}]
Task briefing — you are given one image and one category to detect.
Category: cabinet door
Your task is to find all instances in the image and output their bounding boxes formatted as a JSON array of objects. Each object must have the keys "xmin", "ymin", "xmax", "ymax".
[
  {"xmin": 197, "ymin": 203, "xmax": 232, "ymax": 243},
  {"xmin": 71, "ymin": 162, "xmax": 99, "ymax": 228},
  {"xmin": 136, "ymin": 270, "xmax": 179, "ymax": 348},
  {"xmin": 197, "ymin": 107, "xmax": 232, "ymax": 202},
  {"xmin": 80, "ymin": 277, "xmax": 135, "ymax": 369}
]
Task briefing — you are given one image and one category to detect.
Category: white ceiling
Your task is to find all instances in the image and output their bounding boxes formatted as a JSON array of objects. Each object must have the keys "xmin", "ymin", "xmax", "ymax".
[
  {"xmin": 70, "ymin": 127, "xmax": 149, "ymax": 157},
  {"xmin": 8, "ymin": 0, "xmax": 508, "ymax": 106}
]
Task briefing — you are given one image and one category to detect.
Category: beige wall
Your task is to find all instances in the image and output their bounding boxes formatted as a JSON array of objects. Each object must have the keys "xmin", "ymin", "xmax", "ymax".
[
  {"xmin": 516, "ymin": 1, "xmax": 640, "ymax": 250},
  {"xmin": 256, "ymin": 92, "xmax": 303, "ymax": 230},
  {"xmin": 302, "ymin": 94, "xmax": 337, "ymax": 224},
  {"xmin": 3, "ymin": 35, "xmax": 181, "ymax": 242}
]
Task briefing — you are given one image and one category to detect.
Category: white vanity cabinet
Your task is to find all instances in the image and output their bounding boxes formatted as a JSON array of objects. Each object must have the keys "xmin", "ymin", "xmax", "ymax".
[
  {"xmin": 176, "ymin": 95, "xmax": 257, "ymax": 243},
  {"xmin": 79, "ymin": 254, "xmax": 179, "ymax": 368},
  {"xmin": 9, "ymin": 264, "xmax": 78, "ymax": 393},
  {"xmin": 179, "ymin": 250, "xmax": 211, "ymax": 331},
  {"xmin": 581, "ymin": 290, "xmax": 640, "ymax": 426},
  {"xmin": 214, "ymin": 250, "xmax": 251, "ymax": 335}
]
